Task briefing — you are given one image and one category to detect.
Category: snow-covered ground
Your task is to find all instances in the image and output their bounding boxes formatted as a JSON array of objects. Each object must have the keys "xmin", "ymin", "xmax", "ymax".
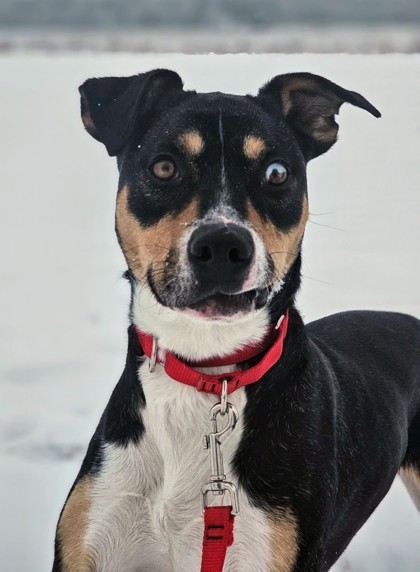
[
  {"xmin": 1, "ymin": 53, "xmax": 419, "ymax": 571},
  {"xmin": 2, "ymin": 26, "xmax": 420, "ymax": 54}
]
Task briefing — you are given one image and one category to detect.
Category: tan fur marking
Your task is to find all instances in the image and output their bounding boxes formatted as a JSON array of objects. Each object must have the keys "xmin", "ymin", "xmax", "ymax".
[
  {"xmin": 80, "ymin": 92, "xmax": 99, "ymax": 138},
  {"xmin": 247, "ymin": 196, "xmax": 308, "ymax": 280},
  {"xmin": 280, "ymin": 78, "xmax": 316, "ymax": 116},
  {"xmin": 177, "ymin": 130, "xmax": 205, "ymax": 156},
  {"xmin": 116, "ymin": 185, "xmax": 198, "ymax": 283},
  {"xmin": 243, "ymin": 135, "xmax": 267, "ymax": 160},
  {"xmin": 82, "ymin": 112, "xmax": 95, "ymax": 132},
  {"xmin": 311, "ymin": 115, "xmax": 339, "ymax": 143},
  {"xmin": 57, "ymin": 476, "xmax": 95, "ymax": 571},
  {"xmin": 269, "ymin": 511, "xmax": 299, "ymax": 571},
  {"xmin": 400, "ymin": 466, "xmax": 420, "ymax": 510},
  {"xmin": 280, "ymin": 78, "xmax": 339, "ymax": 143}
]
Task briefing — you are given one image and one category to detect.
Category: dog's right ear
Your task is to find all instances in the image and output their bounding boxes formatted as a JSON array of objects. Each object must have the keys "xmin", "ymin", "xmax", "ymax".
[
  {"xmin": 79, "ymin": 69, "xmax": 183, "ymax": 156},
  {"xmin": 258, "ymin": 72, "xmax": 381, "ymax": 161}
]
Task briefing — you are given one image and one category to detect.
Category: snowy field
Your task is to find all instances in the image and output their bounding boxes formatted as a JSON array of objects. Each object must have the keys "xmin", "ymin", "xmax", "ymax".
[
  {"xmin": 1, "ymin": 53, "xmax": 419, "ymax": 571},
  {"xmin": 2, "ymin": 26, "xmax": 420, "ymax": 54}
]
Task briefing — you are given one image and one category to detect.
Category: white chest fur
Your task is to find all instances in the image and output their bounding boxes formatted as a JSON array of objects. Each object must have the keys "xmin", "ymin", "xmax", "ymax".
[{"xmin": 84, "ymin": 361, "xmax": 273, "ymax": 571}]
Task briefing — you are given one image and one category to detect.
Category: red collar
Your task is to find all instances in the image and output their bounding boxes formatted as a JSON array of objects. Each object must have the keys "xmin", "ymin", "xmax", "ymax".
[{"xmin": 135, "ymin": 311, "xmax": 289, "ymax": 396}]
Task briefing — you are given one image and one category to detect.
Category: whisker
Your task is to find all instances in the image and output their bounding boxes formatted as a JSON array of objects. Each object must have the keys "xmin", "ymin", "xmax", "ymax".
[
  {"xmin": 269, "ymin": 250, "xmax": 295, "ymax": 257},
  {"xmin": 308, "ymin": 220, "xmax": 346, "ymax": 233},
  {"xmin": 137, "ymin": 243, "xmax": 172, "ymax": 252},
  {"xmin": 308, "ymin": 211, "xmax": 335, "ymax": 217},
  {"xmin": 302, "ymin": 274, "xmax": 332, "ymax": 286}
]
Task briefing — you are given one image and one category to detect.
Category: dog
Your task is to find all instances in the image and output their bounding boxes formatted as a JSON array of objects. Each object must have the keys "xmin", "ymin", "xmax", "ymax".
[{"xmin": 53, "ymin": 69, "xmax": 420, "ymax": 572}]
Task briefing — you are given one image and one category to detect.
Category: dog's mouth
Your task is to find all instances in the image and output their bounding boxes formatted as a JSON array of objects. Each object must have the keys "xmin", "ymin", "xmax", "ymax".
[
  {"xmin": 180, "ymin": 288, "xmax": 271, "ymax": 320},
  {"xmin": 146, "ymin": 267, "xmax": 274, "ymax": 321}
]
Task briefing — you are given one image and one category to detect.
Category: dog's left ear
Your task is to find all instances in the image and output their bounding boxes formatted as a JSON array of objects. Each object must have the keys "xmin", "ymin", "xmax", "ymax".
[
  {"xmin": 79, "ymin": 69, "xmax": 184, "ymax": 156},
  {"xmin": 258, "ymin": 72, "xmax": 381, "ymax": 161}
]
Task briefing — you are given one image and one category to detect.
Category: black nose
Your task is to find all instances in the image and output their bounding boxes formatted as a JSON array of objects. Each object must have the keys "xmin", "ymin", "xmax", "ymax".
[{"xmin": 188, "ymin": 223, "xmax": 255, "ymax": 292}]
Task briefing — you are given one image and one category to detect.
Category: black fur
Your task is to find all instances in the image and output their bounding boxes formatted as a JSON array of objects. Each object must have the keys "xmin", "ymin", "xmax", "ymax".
[
  {"xmin": 53, "ymin": 70, "xmax": 419, "ymax": 572},
  {"xmin": 235, "ymin": 309, "xmax": 420, "ymax": 570}
]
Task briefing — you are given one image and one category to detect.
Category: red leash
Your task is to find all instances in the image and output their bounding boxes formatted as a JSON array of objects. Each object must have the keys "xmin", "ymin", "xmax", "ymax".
[
  {"xmin": 201, "ymin": 506, "xmax": 235, "ymax": 572},
  {"xmin": 136, "ymin": 312, "xmax": 289, "ymax": 572}
]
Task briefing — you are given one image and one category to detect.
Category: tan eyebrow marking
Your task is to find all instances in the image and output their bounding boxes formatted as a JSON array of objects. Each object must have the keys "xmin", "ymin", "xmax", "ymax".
[
  {"xmin": 243, "ymin": 135, "xmax": 267, "ymax": 160},
  {"xmin": 177, "ymin": 130, "xmax": 205, "ymax": 156}
]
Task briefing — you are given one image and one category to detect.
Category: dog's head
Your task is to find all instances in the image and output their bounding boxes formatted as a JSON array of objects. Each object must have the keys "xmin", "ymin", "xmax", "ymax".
[{"xmin": 79, "ymin": 70, "xmax": 379, "ymax": 349}]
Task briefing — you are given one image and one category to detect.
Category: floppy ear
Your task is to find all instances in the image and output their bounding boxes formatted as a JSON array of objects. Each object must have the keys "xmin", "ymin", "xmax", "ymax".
[
  {"xmin": 79, "ymin": 69, "xmax": 183, "ymax": 156},
  {"xmin": 258, "ymin": 72, "xmax": 381, "ymax": 161}
]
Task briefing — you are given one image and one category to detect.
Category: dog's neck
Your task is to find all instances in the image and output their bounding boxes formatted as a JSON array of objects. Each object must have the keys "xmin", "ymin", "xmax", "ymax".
[
  {"xmin": 131, "ymin": 283, "xmax": 271, "ymax": 362},
  {"xmin": 129, "ymin": 257, "xmax": 301, "ymax": 363}
]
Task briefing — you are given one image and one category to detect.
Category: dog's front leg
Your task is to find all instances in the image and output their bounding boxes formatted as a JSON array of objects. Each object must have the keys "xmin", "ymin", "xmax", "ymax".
[
  {"xmin": 53, "ymin": 475, "xmax": 95, "ymax": 571},
  {"xmin": 53, "ymin": 437, "xmax": 172, "ymax": 572}
]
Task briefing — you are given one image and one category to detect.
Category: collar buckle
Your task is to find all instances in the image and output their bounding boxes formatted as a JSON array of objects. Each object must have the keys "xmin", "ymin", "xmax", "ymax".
[{"xmin": 196, "ymin": 376, "xmax": 240, "ymax": 396}]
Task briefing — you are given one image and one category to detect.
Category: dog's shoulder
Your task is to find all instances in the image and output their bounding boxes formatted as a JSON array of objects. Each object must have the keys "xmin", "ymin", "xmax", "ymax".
[
  {"xmin": 307, "ymin": 309, "xmax": 420, "ymax": 350},
  {"xmin": 305, "ymin": 310, "xmax": 420, "ymax": 410}
]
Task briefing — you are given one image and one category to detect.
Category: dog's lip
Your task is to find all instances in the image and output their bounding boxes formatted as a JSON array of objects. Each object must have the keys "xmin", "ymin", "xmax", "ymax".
[
  {"xmin": 147, "ymin": 265, "xmax": 273, "ymax": 318},
  {"xmin": 179, "ymin": 287, "xmax": 271, "ymax": 319}
]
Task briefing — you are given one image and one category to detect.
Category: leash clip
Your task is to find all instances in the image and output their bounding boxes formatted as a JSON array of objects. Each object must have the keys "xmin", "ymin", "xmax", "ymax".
[{"xmin": 202, "ymin": 402, "xmax": 240, "ymax": 515}]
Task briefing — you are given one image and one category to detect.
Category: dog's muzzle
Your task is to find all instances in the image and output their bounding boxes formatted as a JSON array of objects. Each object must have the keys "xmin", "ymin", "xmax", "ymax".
[{"xmin": 188, "ymin": 222, "xmax": 255, "ymax": 294}]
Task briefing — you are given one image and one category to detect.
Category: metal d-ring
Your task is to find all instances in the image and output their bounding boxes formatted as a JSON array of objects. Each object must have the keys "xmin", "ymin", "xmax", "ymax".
[
  {"xmin": 275, "ymin": 313, "xmax": 285, "ymax": 330},
  {"xmin": 149, "ymin": 337, "xmax": 158, "ymax": 373},
  {"xmin": 220, "ymin": 379, "xmax": 228, "ymax": 415},
  {"xmin": 202, "ymin": 480, "xmax": 240, "ymax": 515}
]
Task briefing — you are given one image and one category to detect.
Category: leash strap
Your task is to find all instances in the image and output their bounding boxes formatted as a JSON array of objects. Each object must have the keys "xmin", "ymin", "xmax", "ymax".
[{"xmin": 201, "ymin": 506, "xmax": 235, "ymax": 572}]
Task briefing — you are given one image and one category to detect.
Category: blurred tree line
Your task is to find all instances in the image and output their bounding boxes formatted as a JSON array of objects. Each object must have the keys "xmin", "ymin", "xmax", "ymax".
[{"xmin": 1, "ymin": 0, "xmax": 419, "ymax": 27}]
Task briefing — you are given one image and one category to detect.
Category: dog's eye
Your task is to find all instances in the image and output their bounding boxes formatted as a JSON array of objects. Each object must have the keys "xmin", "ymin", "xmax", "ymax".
[
  {"xmin": 151, "ymin": 159, "xmax": 177, "ymax": 181},
  {"xmin": 264, "ymin": 162, "xmax": 288, "ymax": 186}
]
